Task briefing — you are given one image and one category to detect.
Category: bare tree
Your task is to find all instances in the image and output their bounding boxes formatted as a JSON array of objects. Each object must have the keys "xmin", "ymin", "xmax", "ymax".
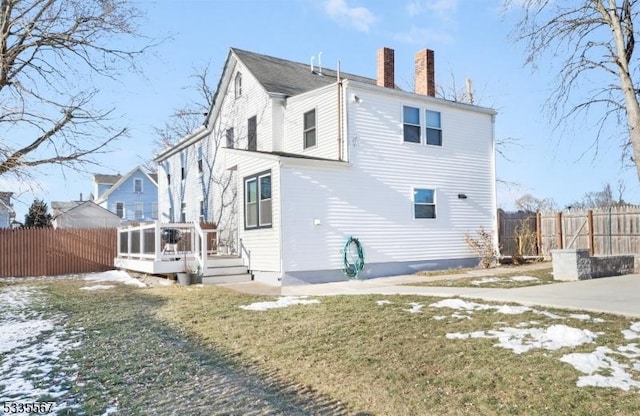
[
  {"xmin": 0, "ymin": 0, "xmax": 149, "ymax": 180},
  {"xmin": 508, "ymin": 0, "xmax": 640, "ymax": 181},
  {"xmin": 515, "ymin": 193, "xmax": 557, "ymax": 212},
  {"xmin": 567, "ymin": 181, "xmax": 628, "ymax": 208},
  {"xmin": 152, "ymin": 63, "xmax": 215, "ymax": 153}
]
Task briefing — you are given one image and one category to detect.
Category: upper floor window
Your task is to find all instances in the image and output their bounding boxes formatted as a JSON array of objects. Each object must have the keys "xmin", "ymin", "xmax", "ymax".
[
  {"xmin": 248, "ymin": 116, "xmax": 257, "ymax": 151},
  {"xmin": 133, "ymin": 178, "xmax": 143, "ymax": 193},
  {"xmin": 235, "ymin": 72, "xmax": 242, "ymax": 98},
  {"xmin": 403, "ymin": 106, "xmax": 420, "ymax": 143},
  {"xmin": 426, "ymin": 110, "xmax": 442, "ymax": 146},
  {"xmin": 180, "ymin": 152, "xmax": 186, "ymax": 180},
  {"xmin": 413, "ymin": 188, "xmax": 436, "ymax": 219},
  {"xmin": 115, "ymin": 202, "xmax": 124, "ymax": 219},
  {"xmin": 226, "ymin": 128, "xmax": 234, "ymax": 148},
  {"xmin": 245, "ymin": 171, "xmax": 272, "ymax": 229},
  {"xmin": 303, "ymin": 109, "xmax": 316, "ymax": 149}
]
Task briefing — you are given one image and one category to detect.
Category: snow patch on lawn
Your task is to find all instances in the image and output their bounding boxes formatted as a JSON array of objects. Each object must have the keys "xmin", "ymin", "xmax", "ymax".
[
  {"xmin": 471, "ymin": 275, "xmax": 540, "ymax": 285},
  {"xmin": 80, "ymin": 284, "xmax": 116, "ymax": 291},
  {"xmin": 447, "ymin": 324, "xmax": 597, "ymax": 354},
  {"xmin": 561, "ymin": 344, "xmax": 640, "ymax": 391},
  {"xmin": 83, "ymin": 270, "xmax": 146, "ymax": 287},
  {"xmin": 239, "ymin": 296, "xmax": 320, "ymax": 311},
  {"xmin": 0, "ymin": 285, "xmax": 82, "ymax": 413}
]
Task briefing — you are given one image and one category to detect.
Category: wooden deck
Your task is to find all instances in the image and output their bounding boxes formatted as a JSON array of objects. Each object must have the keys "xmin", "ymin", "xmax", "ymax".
[{"xmin": 115, "ymin": 222, "xmax": 251, "ymax": 282}]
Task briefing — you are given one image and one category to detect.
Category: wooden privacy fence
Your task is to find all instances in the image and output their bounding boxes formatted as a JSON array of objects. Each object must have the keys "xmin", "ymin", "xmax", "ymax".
[
  {"xmin": 498, "ymin": 206, "xmax": 640, "ymax": 258},
  {"xmin": 0, "ymin": 227, "xmax": 117, "ymax": 278}
]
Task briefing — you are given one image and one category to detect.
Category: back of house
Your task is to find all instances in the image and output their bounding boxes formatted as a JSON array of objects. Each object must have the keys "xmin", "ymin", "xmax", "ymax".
[{"xmin": 155, "ymin": 46, "xmax": 496, "ymax": 285}]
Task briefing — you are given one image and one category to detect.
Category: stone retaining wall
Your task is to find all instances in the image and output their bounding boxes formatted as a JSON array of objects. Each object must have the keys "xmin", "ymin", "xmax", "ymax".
[{"xmin": 551, "ymin": 249, "xmax": 635, "ymax": 281}]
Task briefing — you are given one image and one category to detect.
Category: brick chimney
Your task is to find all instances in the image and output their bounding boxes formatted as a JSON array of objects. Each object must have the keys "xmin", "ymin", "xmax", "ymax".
[
  {"xmin": 377, "ymin": 47, "xmax": 395, "ymax": 89},
  {"xmin": 414, "ymin": 48, "xmax": 435, "ymax": 97}
]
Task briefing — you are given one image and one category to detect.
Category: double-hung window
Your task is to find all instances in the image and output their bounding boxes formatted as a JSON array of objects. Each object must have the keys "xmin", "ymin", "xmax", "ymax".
[
  {"xmin": 403, "ymin": 106, "xmax": 421, "ymax": 143},
  {"xmin": 303, "ymin": 109, "xmax": 316, "ymax": 149},
  {"xmin": 413, "ymin": 188, "xmax": 436, "ymax": 219},
  {"xmin": 235, "ymin": 72, "xmax": 242, "ymax": 98},
  {"xmin": 426, "ymin": 110, "xmax": 442, "ymax": 146},
  {"xmin": 134, "ymin": 178, "xmax": 143, "ymax": 193},
  {"xmin": 245, "ymin": 171, "xmax": 272, "ymax": 229}
]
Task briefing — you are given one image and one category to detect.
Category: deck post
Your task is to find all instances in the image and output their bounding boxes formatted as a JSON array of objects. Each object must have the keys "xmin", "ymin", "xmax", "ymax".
[
  {"xmin": 154, "ymin": 221, "xmax": 162, "ymax": 261},
  {"xmin": 127, "ymin": 225, "xmax": 132, "ymax": 257}
]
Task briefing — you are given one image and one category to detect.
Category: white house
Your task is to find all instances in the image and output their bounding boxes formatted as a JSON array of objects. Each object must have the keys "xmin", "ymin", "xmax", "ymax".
[
  {"xmin": 154, "ymin": 47, "xmax": 497, "ymax": 285},
  {"xmin": 0, "ymin": 192, "xmax": 15, "ymax": 229}
]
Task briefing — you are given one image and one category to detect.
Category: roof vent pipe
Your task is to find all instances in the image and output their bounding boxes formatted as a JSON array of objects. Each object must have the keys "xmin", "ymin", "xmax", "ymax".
[
  {"xmin": 318, "ymin": 52, "xmax": 323, "ymax": 76},
  {"xmin": 310, "ymin": 56, "xmax": 314, "ymax": 73}
]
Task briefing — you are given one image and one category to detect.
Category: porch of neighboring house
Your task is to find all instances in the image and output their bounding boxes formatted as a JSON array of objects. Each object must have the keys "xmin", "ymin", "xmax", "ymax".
[{"xmin": 114, "ymin": 222, "xmax": 252, "ymax": 284}]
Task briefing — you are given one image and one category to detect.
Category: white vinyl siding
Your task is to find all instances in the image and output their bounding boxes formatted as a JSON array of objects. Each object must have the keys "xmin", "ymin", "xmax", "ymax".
[
  {"xmin": 279, "ymin": 83, "xmax": 495, "ymax": 272},
  {"xmin": 282, "ymin": 84, "xmax": 339, "ymax": 159}
]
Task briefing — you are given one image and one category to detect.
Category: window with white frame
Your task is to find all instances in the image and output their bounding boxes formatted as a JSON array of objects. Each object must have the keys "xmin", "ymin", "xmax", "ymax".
[
  {"xmin": 403, "ymin": 106, "xmax": 421, "ymax": 143},
  {"xmin": 235, "ymin": 72, "xmax": 242, "ymax": 98},
  {"xmin": 134, "ymin": 202, "xmax": 144, "ymax": 219},
  {"xmin": 151, "ymin": 202, "xmax": 158, "ymax": 219},
  {"xmin": 244, "ymin": 171, "xmax": 272, "ymax": 229},
  {"xmin": 303, "ymin": 109, "xmax": 316, "ymax": 149},
  {"xmin": 226, "ymin": 128, "xmax": 234, "ymax": 148},
  {"xmin": 115, "ymin": 202, "xmax": 124, "ymax": 219},
  {"xmin": 134, "ymin": 178, "xmax": 143, "ymax": 193},
  {"xmin": 413, "ymin": 188, "xmax": 436, "ymax": 219},
  {"xmin": 426, "ymin": 110, "xmax": 442, "ymax": 146}
]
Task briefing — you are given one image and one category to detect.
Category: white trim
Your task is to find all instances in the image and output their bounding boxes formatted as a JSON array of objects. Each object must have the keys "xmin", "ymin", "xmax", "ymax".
[{"xmin": 344, "ymin": 79, "xmax": 497, "ymax": 116}]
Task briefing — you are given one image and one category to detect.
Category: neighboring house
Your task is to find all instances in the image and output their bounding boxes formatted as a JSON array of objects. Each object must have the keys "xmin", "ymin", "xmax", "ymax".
[
  {"xmin": 51, "ymin": 200, "xmax": 121, "ymax": 228},
  {"xmin": 0, "ymin": 192, "xmax": 15, "ymax": 229},
  {"xmin": 92, "ymin": 166, "xmax": 159, "ymax": 222},
  {"xmin": 154, "ymin": 47, "xmax": 497, "ymax": 285}
]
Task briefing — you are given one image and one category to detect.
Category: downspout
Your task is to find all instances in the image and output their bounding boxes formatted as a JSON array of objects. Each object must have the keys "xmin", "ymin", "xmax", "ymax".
[
  {"xmin": 278, "ymin": 159, "xmax": 285, "ymax": 282},
  {"xmin": 337, "ymin": 61, "xmax": 343, "ymax": 161}
]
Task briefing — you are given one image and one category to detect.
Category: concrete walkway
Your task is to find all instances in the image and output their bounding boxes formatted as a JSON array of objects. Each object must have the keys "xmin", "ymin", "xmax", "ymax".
[{"xmin": 221, "ymin": 262, "xmax": 640, "ymax": 318}]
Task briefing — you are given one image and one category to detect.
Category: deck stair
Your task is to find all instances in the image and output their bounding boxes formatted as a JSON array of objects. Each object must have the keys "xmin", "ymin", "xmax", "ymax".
[{"xmin": 200, "ymin": 255, "xmax": 252, "ymax": 284}]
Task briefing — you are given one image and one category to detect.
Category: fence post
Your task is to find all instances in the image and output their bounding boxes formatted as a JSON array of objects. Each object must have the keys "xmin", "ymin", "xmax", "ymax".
[
  {"xmin": 536, "ymin": 211, "xmax": 542, "ymax": 255},
  {"xmin": 556, "ymin": 211, "xmax": 563, "ymax": 249},
  {"xmin": 587, "ymin": 210, "xmax": 594, "ymax": 256}
]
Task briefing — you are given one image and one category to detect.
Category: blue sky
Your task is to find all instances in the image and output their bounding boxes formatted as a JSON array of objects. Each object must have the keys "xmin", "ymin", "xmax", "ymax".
[{"xmin": 4, "ymin": 0, "xmax": 639, "ymax": 220}]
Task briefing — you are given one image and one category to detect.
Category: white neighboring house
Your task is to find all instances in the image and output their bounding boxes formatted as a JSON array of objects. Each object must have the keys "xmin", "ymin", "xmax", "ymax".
[
  {"xmin": 51, "ymin": 200, "xmax": 121, "ymax": 228},
  {"xmin": 155, "ymin": 47, "xmax": 497, "ymax": 285},
  {"xmin": 0, "ymin": 192, "xmax": 15, "ymax": 229}
]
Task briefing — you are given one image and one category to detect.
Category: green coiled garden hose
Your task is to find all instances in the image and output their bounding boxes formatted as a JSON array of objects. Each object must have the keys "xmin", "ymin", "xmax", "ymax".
[{"xmin": 342, "ymin": 236, "xmax": 365, "ymax": 279}]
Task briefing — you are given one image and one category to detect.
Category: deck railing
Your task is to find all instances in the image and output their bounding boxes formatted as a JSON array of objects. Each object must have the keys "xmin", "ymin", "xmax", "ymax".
[{"xmin": 116, "ymin": 221, "xmax": 219, "ymax": 272}]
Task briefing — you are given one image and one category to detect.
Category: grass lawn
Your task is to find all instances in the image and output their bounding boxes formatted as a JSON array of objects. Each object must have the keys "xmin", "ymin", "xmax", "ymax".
[
  {"xmin": 4, "ymin": 278, "xmax": 640, "ymax": 415},
  {"xmin": 411, "ymin": 268, "xmax": 556, "ymax": 289}
]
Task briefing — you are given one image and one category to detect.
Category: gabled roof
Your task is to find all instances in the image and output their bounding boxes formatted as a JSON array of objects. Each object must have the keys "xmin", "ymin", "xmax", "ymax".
[
  {"xmin": 93, "ymin": 174, "xmax": 122, "ymax": 184},
  {"xmin": 51, "ymin": 201, "xmax": 82, "ymax": 216},
  {"xmin": 231, "ymin": 48, "xmax": 377, "ymax": 97},
  {"xmin": 52, "ymin": 200, "xmax": 120, "ymax": 220},
  {"xmin": 94, "ymin": 166, "xmax": 158, "ymax": 204}
]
